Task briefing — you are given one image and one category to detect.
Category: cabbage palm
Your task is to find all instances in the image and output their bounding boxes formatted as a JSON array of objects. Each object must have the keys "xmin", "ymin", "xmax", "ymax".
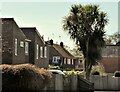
[{"xmin": 63, "ymin": 4, "xmax": 108, "ymax": 80}]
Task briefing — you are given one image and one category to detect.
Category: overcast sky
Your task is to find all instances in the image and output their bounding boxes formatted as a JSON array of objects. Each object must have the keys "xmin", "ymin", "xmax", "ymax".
[{"xmin": 0, "ymin": 1, "xmax": 119, "ymax": 49}]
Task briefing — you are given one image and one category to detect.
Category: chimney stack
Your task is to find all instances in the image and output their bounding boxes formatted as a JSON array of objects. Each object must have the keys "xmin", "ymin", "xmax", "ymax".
[
  {"xmin": 60, "ymin": 42, "xmax": 64, "ymax": 48},
  {"xmin": 50, "ymin": 39, "xmax": 53, "ymax": 45}
]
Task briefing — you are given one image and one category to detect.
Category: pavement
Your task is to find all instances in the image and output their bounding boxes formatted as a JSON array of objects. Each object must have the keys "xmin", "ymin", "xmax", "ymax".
[{"xmin": 95, "ymin": 91, "xmax": 120, "ymax": 92}]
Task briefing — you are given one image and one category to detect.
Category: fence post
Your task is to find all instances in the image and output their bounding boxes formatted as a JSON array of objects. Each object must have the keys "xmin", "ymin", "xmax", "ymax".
[
  {"xmin": 55, "ymin": 75, "xmax": 63, "ymax": 90},
  {"xmin": 118, "ymin": 77, "xmax": 120, "ymax": 90},
  {"xmin": 71, "ymin": 75, "xmax": 78, "ymax": 91}
]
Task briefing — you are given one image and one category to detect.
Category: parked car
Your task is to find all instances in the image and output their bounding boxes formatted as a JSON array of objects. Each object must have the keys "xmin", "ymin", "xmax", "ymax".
[{"xmin": 48, "ymin": 69, "xmax": 65, "ymax": 75}]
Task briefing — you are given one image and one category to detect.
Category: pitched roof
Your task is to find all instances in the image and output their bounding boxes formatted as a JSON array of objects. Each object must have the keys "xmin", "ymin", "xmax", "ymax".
[
  {"xmin": 1, "ymin": 18, "xmax": 27, "ymax": 39},
  {"xmin": 53, "ymin": 44, "xmax": 75, "ymax": 59},
  {"xmin": 20, "ymin": 27, "xmax": 45, "ymax": 44}
]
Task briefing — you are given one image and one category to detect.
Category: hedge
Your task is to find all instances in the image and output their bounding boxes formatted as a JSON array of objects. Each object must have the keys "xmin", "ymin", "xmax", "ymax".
[{"xmin": 0, "ymin": 64, "xmax": 52, "ymax": 91}]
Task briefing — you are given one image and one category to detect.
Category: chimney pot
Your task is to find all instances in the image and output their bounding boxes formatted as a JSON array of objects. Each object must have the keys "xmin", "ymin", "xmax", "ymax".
[{"xmin": 60, "ymin": 42, "xmax": 63, "ymax": 48}]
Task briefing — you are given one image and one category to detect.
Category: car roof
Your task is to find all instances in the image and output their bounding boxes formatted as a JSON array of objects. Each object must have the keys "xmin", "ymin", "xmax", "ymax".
[{"xmin": 48, "ymin": 69, "xmax": 65, "ymax": 75}]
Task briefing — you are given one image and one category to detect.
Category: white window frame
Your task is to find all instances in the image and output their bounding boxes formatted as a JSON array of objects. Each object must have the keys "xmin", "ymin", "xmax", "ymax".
[
  {"xmin": 36, "ymin": 44, "xmax": 39, "ymax": 59},
  {"xmin": 25, "ymin": 42, "xmax": 29, "ymax": 55},
  {"xmin": 67, "ymin": 59, "xmax": 71, "ymax": 65},
  {"xmin": 53, "ymin": 57, "xmax": 57, "ymax": 63},
  {"xmin": 64, "ymin": 58, "xmax": 66, "ymax": 64},
  {"xmin": 52, "ymin": 56, "xmax": 60, "ymax": 63},
  {"xmin": 72, "ymin": 59, "xmax": 74, "ymax": 65},
  {"xmin": 15, "ymin": 38, "xmax": 17, "ymax": 56},
  {"xmin": 40, "ymin": 46, "xmax": 43, "ymax": 58},
  {"xmin": 20, "ymin": 41, "xmax": 24, "ymax": 47},
  {"xmin": 44, "ymin": 46, "xmax": 47, "ymax": 58}
]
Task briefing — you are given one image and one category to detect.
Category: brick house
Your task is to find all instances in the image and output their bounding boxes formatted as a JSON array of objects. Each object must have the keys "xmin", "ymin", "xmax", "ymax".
[
  {"xmin": 46, "ymin": 40, "xmax": 78, "ymax": 69},
  {"xmin": 21, "ymin": 27, "xmax": 49, "ymax": 68},
  {"xmin": 1, "ymin": 18, "xmax": 30, "ymax": 64},
  {"xmin": 101, "ymin": 44, "xmax": 120, "ymax": 74}
]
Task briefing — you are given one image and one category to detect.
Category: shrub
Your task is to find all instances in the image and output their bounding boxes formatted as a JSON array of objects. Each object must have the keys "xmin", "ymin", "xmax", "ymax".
[
  {"xmin": 91, "ymin": 71, "xmax": 100, "ymax": 75},
  {"xmin": 65, "ymin": 70, "xmax": 84, "ymax": 76},
  {"xmin": 48, "ymin": 65, "xmax": 60, "ymax": 69},
  {"xmin": 74, "ymin": 68, "xmax": 83, "ymax": 71},
  {"xmin": 65, "ymin": 68, "xmax": 71, "ymax": 71},
  {"xmin": 114, "ymin": 71, "xmax": 120, "ymax": 77},
  {"xmin": 0, "ymin": 64, "xmax": 52, "ymax": 91}
]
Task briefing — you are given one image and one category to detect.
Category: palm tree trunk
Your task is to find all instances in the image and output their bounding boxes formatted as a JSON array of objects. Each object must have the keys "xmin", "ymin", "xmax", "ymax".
[
  {"xmin": 85, "ymin": 37, "xmax": 90, "ymax": 80},
  {"xmin": 85, "ymin": 59, "xmax": 90, "ymax": 80}
]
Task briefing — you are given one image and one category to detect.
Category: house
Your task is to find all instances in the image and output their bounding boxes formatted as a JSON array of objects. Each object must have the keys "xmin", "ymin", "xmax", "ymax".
[
  {"xmin": 21, "ymin": 27, "xmax": 49, "ymax": 68},
  {"xmin": 46, "ymin": 39, "xmax": 79, "ymax": 69},
  {"xmin": 1, "ymin": 18, "xmax": 30, "ymax": 64},
  {"xmin": 101, "ymin": 44, "xmax": 120, "ymax": 74}
]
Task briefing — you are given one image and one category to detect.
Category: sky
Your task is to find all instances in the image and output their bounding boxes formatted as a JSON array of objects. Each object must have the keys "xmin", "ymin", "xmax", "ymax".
[{"xmin": 0, "ymin": 1, "xmax": 119, "ymax": 49}]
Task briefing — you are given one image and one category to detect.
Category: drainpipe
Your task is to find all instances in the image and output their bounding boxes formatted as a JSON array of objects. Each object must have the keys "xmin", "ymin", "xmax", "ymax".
[{"xmin": 0, "ymin": 18, "xmax": 2, "ymax": 92}]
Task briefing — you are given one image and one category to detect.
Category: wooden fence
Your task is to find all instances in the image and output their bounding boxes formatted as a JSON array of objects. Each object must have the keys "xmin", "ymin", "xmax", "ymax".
[
  {"xmin": 90, "ymin": 75, "xmax": 120, "ymax": 91},
  {"xmin": 78, "ymin": 76, "xmax": 94, "ymax": 90},
  {"xmin": 44, "ymin": 74, "xmax": 94, "ymax": 91}
]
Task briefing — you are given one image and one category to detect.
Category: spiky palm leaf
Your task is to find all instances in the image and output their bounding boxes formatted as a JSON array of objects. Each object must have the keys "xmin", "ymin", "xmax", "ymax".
[{"xmin": 63, "ymin": 4, "xmax": 108, "ymax": 79}]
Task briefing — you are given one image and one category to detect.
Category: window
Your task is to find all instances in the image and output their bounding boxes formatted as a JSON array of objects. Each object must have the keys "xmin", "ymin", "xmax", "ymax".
[
  {"xmin": 36, "ymin": 44, "xmax": 39, "ymax": 59},
  {"xmin": 53, "ymin": 57, "xmax": 57, "ymax": 63},
  {"xmin": 20, "ymin": 41, "xmax": 24, "ymax": 47},
  {"xmin": 25, "ymin": 42, "xmax": 29, "ymax": 55},
  {"xmin": 67, "ymin": 59, "xmax": 71, "ymax": 64},
  {"xmin": 44, "ymin": 46, "xmax": 47, "ymax": 58},
  {"xmin": 15, "ymin": 38, "xmax": 17, "ymax": 56},
  {"xmin": 52, "ymin": 56, "xmax": 60, "ymax": 64},
  {"xmin": 40, "ymin": 46, "xmax": 43, "ymax": 58},
  {"xmin": 64, "ymin": 58, "xmax": 66, "ymax": 64},
  {"xmin": 71, "ymin": 59, "xmax": 74, "ymax": 65}
]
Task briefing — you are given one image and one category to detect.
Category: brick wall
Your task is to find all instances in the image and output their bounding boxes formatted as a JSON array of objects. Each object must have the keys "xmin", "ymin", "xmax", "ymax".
[
  {"xmin": 2, "ymin": 18, "xmax": 27, "ymax": 64},
  {"xmin": 2, "ymin": 19, "xmax": 14, "ymax": 64},
  {"xmin": 102, "ymin": 57, "xmax": 120, "ymax": 73},
  {"xmin": 34, "ymin": 31, "xmax": 49, "ymax": 68},
  {"xmin": 12, "ymin": 19, "xmax": 26, "ymax": 64},
  {"xmin": 101, "ymin": 45, "xmax": 120, "ymax": 73},
  {"xmin": 21, "ymin": 28, "xmax": 49, "ymax": 68}
]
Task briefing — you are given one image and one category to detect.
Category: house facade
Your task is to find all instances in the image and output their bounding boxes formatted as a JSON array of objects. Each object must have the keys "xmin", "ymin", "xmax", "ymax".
[
  {"xmin": 46, "ymin": 40, "xmax": 78, "ymax": 69},
  {"xmin": 1, "ymin": 18, "xmax": 30, "ymax": 64},
  {"xmin": 21, "ymin": 27, "xmax": 49, "ymax": 68},
  {"xmin": 101, "ymin": 45, "xmax": 120, "ymax": 74}
]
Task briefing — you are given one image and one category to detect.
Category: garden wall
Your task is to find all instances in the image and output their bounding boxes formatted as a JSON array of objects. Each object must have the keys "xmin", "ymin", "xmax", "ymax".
[
  {"xmin": 90, "ymin": 75, "xmax": 120, "ymax": 90},
  {"xmin": 45, "ymin": 74, "xmax": 94, "ymax": 91}
]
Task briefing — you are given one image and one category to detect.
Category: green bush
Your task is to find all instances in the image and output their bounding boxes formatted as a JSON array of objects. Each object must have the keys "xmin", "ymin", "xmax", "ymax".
[
  {"xmin": 65, "ymin": 70, "xmax": 84, "ymax": 76},
  {"xmin": 91, "ymin": 71, "xmax": 100, "ymax": 75},
  {"xmin": 0, "ymin": 64, "xmax": 52, "ymax": 91},
  {"xmin": 114, "ymin": 71, "xmax": 120, "ymax": 77},
  {"xmin": 74, "ymin": 68, "xmax": 83, "ymax": 71},
  {"xmin": 48, "ymin": 65, "xmax": 60, "ymax": 69}
]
